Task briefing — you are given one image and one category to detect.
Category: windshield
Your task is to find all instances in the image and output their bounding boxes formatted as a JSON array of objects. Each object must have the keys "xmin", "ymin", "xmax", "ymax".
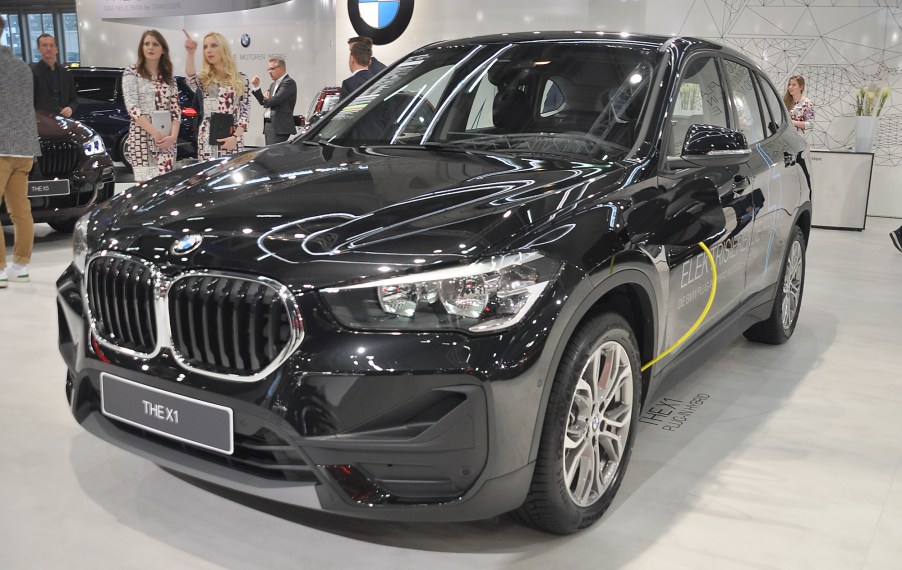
[{"xmin": 308, "ymin": 41, "xmax": 659, "ymax": 162}]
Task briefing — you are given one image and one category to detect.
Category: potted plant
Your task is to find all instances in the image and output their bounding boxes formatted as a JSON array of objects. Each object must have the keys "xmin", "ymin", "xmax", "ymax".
[{"xmin": 855, "ymin": 82, "xmax": 889, "ymax": 152}]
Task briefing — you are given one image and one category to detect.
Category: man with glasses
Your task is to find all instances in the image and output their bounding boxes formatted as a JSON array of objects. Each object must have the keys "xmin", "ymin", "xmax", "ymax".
[
  {"xmin": 251, "ymin": 58, "xmax": 297, "ymax": 145},
  {"xmin": 31, "ymin": 33, "xmax": 78, "ymax": 117}
]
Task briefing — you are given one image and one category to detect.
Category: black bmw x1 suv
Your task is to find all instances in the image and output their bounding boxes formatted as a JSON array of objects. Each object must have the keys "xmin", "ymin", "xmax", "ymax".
[{"xmin": 58, "ymin": 32, "xmax": 811, "ymax": 534}]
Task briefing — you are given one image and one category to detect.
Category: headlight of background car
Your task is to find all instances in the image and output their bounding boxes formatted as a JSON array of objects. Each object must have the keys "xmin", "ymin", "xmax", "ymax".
[
  {"xmin": 72, "ymin": 213, "xmax": 91, "ymax": 274},
  {"xmin": 322, "ymin": 252, "xmax": 562, "ymax": 333},
  {"xmin": 83, "ymin": 134, "xmax": 105, "ymax": 156}
]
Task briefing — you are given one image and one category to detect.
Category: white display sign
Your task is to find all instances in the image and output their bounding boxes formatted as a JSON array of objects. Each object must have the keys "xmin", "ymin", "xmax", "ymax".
[{"xmin": 96, "ymin": 0, "xmax": 292, "ymax": 19}]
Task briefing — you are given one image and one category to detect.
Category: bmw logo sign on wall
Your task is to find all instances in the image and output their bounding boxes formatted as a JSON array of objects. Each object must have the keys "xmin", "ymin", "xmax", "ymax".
[
  {"xmin": 348, "ymin": 0, "xmax": 414, "ymax": 45},
  {"xmin": 172, "ymin": 234, "xmax": 204, "ymax": 255},
  {"xmin": 240, "ymin": 33, "xmax": 251, "ymax": 48}
]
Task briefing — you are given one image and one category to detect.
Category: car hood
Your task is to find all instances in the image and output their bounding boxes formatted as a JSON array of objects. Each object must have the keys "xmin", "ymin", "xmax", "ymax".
[
  {"xmin": 94, "ymin": 142, "xmax": 626, "ymax": 287},
  {"xmin": 36, "ymin": 112, "xmax": 97, "ymax": 143}
]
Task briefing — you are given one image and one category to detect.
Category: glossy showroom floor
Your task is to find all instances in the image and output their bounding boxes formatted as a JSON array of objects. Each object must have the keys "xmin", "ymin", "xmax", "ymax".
[{"xmin": 2, "ymin": 211, "xmax": 901, "ymax": 570}]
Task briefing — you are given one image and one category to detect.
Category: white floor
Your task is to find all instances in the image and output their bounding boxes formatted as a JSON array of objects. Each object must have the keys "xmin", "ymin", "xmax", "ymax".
[{"xmin": 1, "ymin": 216, "xmax": 901, "ymax": 570}]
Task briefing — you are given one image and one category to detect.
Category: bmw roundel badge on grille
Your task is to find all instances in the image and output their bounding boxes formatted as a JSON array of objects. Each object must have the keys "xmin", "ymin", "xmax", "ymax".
[{"xmin": 171, "ymin": 234, "xmax": 203, "ymax": 255}]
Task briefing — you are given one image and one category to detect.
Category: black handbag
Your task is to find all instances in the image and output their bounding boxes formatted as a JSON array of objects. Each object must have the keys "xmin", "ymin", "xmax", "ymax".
[{"xmin": 209, "ymin": 112, "xmax": 235, "ymax": 145}]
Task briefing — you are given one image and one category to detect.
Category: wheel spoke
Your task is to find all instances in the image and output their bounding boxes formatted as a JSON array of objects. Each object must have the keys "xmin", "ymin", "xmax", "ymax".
[
  {"xmin": 603, "ymin": 401, "xmax": 631, "ymax": 429},
  {"xmin": 599, "ymin": 348, "xmax": 625, "ymax": 408},
  {"xmin": 564, "ymin": 435, "xmax": 592, "ymax": 495},
  {"xmin": 598, "ymin": 428, "xmax": 624, "ymax": 464},
  {"xmin": 572, "ymin": 443, "xmax": 597, "ymax": 502},
  {"xmin": 585, "ymin": 350, "xmax": 602, "ymax": 402},
  {"xmin": 565, "ymin": 417, "xmax": 589, "ymax": 449}
]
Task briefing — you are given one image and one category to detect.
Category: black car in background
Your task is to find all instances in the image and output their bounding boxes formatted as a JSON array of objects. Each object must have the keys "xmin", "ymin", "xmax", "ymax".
[
  {"xmin": 58, "ymin": 33, "xmax": 811, "ymax": 534},
  {"xmin": 68, "ymin": 66, "xmax": 198, "ymax": 167},
  {"xmin": 0, "ymin": 113, "xmax": 115, "ymax": 233}
]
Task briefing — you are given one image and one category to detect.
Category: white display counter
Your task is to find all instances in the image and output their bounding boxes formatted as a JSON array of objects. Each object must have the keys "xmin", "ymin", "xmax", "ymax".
[{"xmin": 809, "ymin": 150, "xmax": 873, "ymax": 231}]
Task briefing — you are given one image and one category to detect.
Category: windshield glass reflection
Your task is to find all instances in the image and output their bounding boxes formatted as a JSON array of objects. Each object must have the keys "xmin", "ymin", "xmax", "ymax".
[{"xmin": 309, "ymin": 42, "xmax": 659, "ymax": 162}]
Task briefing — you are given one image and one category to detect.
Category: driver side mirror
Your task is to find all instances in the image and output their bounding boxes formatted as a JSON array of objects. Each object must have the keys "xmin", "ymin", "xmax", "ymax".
[{"xmin": 668, "ymin": 124, "xmax": 751, "ymax": 169}]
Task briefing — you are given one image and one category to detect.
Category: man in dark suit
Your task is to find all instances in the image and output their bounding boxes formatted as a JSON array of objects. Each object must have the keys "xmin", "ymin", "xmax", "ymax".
[
  {"xmin": 251, "ymin": 58, "xmax": 297, "ymax": 145},
  {"xmin": 348, "ymin": 36, "xmax": 387, "ymax": 74},
  {"xmin": 339, "ymin": 42, "xmax": 373, "ymax": 100},
  {"xmin": 31, "ymin": 34, "xmax": 78, "ymax": 117}
]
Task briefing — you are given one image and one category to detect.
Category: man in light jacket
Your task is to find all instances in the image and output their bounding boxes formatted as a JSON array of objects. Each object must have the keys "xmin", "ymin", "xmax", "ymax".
[{"xmin": 0, "ymin": 16, "xmax": 42, "ymax": 286}]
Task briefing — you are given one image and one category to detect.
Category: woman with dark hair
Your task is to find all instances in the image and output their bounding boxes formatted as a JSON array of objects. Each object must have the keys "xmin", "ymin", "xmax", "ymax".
[
  {"xmin": 784, "ymin": 75, "xmax": 814, "ymax": 132},
  {"xmin": 122, "ymin": 29, "xmax": 181, "ymax": 183}
]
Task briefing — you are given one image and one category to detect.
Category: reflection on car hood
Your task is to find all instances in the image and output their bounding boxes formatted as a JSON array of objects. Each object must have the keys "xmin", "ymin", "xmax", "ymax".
[
  {"xmin": 36, "ymin": 112, "xmax": 96, "ymax": 143},
  {"xmin": 97, "ymin": 142, "xmax": 625, "ymax": 287}
]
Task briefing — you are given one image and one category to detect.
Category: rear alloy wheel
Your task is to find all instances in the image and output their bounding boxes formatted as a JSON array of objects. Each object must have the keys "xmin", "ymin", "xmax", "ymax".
[
  {"xmin": 744, "ymin": 226, "xmax": 806, "ymax": 344},
  {"xmin": 117, "ymin": 135, "xmax": 132, "ymax": 170},
  {"xmin": 517, "ymin": 312, "xmax": 641, "ymax": 534}
]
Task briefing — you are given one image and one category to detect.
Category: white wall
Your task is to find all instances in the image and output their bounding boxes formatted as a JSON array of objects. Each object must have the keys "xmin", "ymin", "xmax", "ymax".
[{"xmin": 76, "ymin": 0, "xmax": 336, "ymax": 148}]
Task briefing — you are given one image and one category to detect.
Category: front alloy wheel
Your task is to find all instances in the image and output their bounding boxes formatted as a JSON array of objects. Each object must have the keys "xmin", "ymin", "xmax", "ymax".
[
  {"xmin": 564, "ymin": 339, "xmax": 633, "ymax": 507},
  {"xmin": 516, "ymin": 312, "xmax": 641, "ymax": 534}
]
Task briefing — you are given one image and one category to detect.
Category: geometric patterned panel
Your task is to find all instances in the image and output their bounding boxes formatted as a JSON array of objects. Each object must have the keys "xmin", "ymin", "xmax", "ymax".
[
  {"xmin": 721, "ymin": 37, "xmax": 813, "ymax": 84},
  {"xmin": 683, "ymin": 2, "xmax": 902, "ymax": 166}
]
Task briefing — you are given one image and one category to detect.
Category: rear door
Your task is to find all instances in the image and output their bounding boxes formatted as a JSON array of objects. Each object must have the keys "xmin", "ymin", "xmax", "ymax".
[
  {"xmin": 657, "ymin": 54, "xmax": 757, "ymax": 352},
  {"xmin": 721, "ymin": 58, "xmax": 796, "ymax": 300}
]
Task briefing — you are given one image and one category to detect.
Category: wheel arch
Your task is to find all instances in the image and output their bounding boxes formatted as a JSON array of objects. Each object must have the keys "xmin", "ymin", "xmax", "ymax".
[
  {"xmin": 794, "ymin": 202, "xmax": 812, "ymax": 245},
  {"xmin": 526, "ymin": 259, "xmax": 660, "ymax": 465}
]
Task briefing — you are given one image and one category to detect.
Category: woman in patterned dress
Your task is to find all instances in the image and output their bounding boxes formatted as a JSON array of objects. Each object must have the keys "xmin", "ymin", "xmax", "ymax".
[
  {"xmin": 122, "ymin": 29, "xmax": 180, "ymax": 183},
  {"xmin": 783, "ymin": 75, "xmax": 814, "ymax": 132},
  {"xmin": 183, "ymin": 30, "xmax": 250, "ymax": 160}
]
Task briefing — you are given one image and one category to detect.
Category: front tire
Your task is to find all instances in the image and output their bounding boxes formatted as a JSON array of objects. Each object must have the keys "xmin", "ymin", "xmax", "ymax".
[
  {"xmin": 744, "ymin": 225, "xmax": 806, "ymax": 344},
  {"xmin": 516, "ymin": 312, "xmax": 642, "ymax": 534}
]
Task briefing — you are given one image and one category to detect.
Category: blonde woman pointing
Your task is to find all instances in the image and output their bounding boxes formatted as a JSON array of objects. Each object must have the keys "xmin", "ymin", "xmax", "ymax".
[{"xmin": 183, "ymin": 30, "xmax": 250, "ymax": 159}]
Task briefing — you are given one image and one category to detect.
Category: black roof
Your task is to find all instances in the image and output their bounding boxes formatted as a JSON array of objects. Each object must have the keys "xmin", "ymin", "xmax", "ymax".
[{"xmin": 420, "ymin": 31, "xmax": 752, "ymax": 73}]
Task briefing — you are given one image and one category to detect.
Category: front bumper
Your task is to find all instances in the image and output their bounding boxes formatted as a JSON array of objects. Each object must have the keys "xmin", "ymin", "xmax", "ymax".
[
  {"xmin": 22, "ymin": 158, "xmax": 116, "ymax": 224},
  {"xmin": 57, "ymin": 263, "xmax": 556, "ymax": 522}
]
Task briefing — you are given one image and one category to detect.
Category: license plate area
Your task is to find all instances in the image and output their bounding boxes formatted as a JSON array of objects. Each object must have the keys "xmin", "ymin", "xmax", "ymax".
[
  {"xmin": 100, "ymin": 373, "xmax": 234, "ymax": 455},
  {"xmin": 28, "ymin": 179, "xmax": 70, "ymax": 197}
]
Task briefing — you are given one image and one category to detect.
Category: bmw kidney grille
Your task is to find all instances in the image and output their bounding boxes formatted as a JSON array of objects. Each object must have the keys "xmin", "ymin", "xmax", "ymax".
[{"xmin": 85, "ymin": 252, "xmax": 303, "ymax": 381}]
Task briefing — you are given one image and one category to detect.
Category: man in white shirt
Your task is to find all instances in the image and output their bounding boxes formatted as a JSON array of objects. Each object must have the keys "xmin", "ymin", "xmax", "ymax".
[{"xmin": 251, "ymin": 58, "xmax": 297, "ymax": 145}]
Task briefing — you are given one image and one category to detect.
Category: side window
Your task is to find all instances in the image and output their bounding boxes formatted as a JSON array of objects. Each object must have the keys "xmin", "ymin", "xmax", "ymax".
[
  {"xmin": 669, "ymin": 56, "xmax": 729, "ymax": 156},
  {"xmin": 74, "ymin": 75, "xmax": 117, "ymax": 103},
  {"xmin": 756, "ymin": 73, "xmax": 785, "ymax": 135},
  {"xmin": 722, "ymin": 59, "xmax": 766, "ymax": 144}
]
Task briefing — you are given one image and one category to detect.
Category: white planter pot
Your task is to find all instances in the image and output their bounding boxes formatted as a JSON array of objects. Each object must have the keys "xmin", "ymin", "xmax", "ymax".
[{"xmin": 855, "ymin": 115, "xmax": 879, "ymax": 152}]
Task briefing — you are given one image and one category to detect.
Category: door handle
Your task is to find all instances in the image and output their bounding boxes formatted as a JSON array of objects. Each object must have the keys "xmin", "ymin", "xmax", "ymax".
[{"xmin": 783, "ymin": 151, "xmax": 794, "ymax": 166}]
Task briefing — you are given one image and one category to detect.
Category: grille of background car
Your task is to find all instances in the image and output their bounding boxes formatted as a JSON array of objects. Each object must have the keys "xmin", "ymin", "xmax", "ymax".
[{"xmin": 37, "ymin": 140, "xmax": 81, "ymax": 178}]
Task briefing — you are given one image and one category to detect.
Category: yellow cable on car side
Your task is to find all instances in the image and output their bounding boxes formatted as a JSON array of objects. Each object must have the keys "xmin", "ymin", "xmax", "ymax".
[{"xmin": 641, "ymin": 241, "xmax": 717, "ymax": 372}]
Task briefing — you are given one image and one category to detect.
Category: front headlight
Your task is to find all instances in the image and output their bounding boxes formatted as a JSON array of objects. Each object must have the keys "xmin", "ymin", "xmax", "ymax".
[
  {"xmin": 322, "ymin": 252, "xmax": 562, "ymax": 333},
  {"xmin": 72, "ymin": 213, "xmax": 91, "ymax": 274},
  {"xmin": 83, "ymin": 134, "xmax": 105, "ymax": 156}
]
